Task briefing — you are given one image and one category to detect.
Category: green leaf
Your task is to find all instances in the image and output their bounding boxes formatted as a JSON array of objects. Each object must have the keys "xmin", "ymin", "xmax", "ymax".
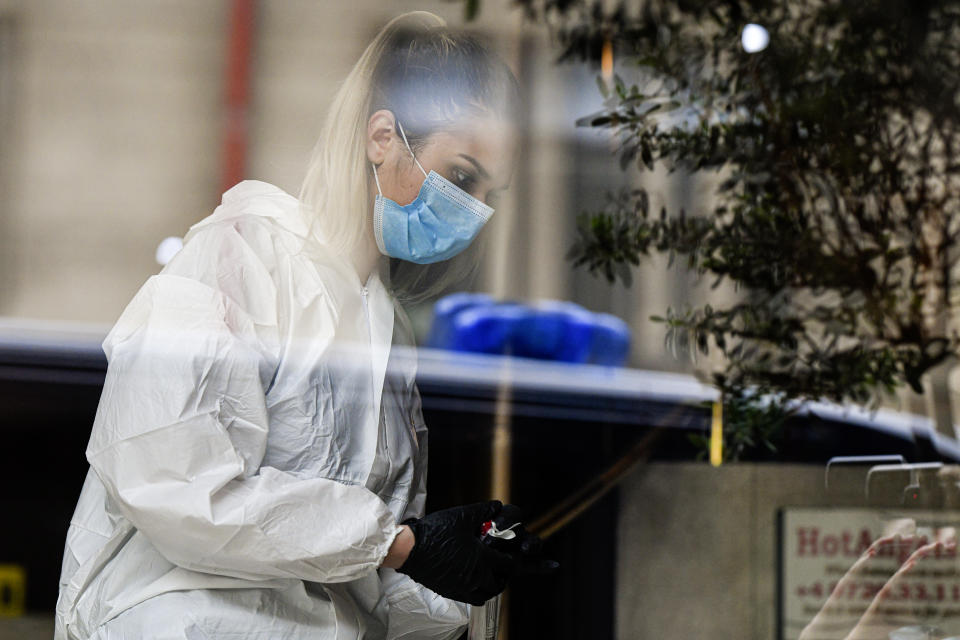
[
  {"xmin": 596, "ymin": 75, "xmax": 609, "ymax": 99},
  {"xmin": 614, "ymin": 74, "xmax": 626, "ymax": 98},
  {"xmin": 640, "ymin": 145, "xmax": 654, "ymax": 170}
]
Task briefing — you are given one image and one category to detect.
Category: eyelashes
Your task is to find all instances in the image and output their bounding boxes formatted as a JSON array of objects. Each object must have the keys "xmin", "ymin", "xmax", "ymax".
[
  {"xmin": 449, "ymin": 165, "xmax": 499, "ymax": 208},
  {"xmin": 450, "ymin": 167, "xmax": 478, "ymax": 194}
]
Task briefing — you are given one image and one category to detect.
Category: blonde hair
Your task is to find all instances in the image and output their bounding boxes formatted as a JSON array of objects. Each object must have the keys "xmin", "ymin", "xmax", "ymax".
[{"xmin": 298, "ymin": 11, "xmax": 519, "ymax": 303}]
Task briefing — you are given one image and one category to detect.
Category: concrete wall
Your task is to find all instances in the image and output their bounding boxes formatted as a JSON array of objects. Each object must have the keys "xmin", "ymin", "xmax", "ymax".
[
  {"xmin": 0, "ymin": 0, "xmax": 499, "ymax": 321},
  {"xmin": 616, "ymin": 463, "xmax": 842, "ymax": 639},
  {"xmin": 0, "ymin": 1, "xmax": 226, "ymax": 323}
]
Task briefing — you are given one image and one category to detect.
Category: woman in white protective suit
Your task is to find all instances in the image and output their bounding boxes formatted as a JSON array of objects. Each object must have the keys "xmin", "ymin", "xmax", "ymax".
[{"xmin": 55, "ymin": 11, "xmax": 535, "ymax": 640}]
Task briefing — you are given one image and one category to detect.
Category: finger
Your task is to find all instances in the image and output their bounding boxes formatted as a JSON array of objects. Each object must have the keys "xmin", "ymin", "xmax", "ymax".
[
  {"xmin": 478, "ymin": 571, "xmax": 509, "ymax": 601},
  {"xmin": 498, "ymin": 503, "xmax": 524, "ymax": 525},
  {"xmin": 472, "ymin": 557, "xmax": 510, "ymax": 603},
  {"xmin": 876, "ymin": 540, "xmax": 943, "ymax": 595},
  {"xmin": 517, "ymin": 530, "xmax": 543, "ymax": 555},
  {"xmin": 515, "ymin": 557, "xmax": 560, "ymax": 576},
  {"xmin": 467, "ymin": 584, "xmax": 503, "ymax": 607},
  {"xmin": 464, "ymin": 591, "xmax": 492, "ymax": 607},
  {"xmin": 466, "ymin": 500, "xmax": 503, "ymax": 525},
  {"xmin": 904, "ymin": 539, "xmax": 954, "ymax": 564},
  {"xmin": 466, "ymin": 586, "xmax": 502, "ymax": 607},
  {"xmin": 866, "ymin": 534, "xmax": 900, "ymax": 554},
  {"xmin": 455, "ymin": 559, "xmax": 495, "ymax": 606},
  {"xmin": 479, "ymin": 542, "xmax": 518, "ymax": 575}
]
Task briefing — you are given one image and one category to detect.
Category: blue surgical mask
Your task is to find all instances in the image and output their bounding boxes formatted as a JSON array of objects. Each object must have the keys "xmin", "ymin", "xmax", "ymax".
[{"xmin": 372, "ymin": 120, "xmax": 494, "ymax": 264}]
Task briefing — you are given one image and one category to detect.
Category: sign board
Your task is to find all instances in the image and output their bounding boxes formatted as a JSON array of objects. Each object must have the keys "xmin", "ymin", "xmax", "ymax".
[{"xmin": 780, "ymin": 507, "xmax": 960, "ymax": 640}]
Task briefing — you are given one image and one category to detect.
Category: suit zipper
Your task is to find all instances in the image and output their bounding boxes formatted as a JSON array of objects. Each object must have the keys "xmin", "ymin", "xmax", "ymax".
[{"xmin": 361, "ymin": 286, "xmax": 387, "ymax": 456}]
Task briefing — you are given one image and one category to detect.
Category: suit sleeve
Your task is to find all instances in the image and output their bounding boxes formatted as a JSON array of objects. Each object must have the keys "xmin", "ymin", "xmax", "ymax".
[
  {"xmin": 86, "ymin": 219, "xmax": 402, "ymax": 583},
  {"xmin": 382, "ymin": 384, "xmax": 470, "ymax": 640}
]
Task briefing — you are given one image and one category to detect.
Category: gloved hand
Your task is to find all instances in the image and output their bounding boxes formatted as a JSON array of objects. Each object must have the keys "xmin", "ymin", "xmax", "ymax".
[
  {"xmin": 398, "ymin": 500, "xmax": 516, "ymax": 606},
  {"xmin": 482, "ymin": 503, "xmax": 559, "ymax": 576}
]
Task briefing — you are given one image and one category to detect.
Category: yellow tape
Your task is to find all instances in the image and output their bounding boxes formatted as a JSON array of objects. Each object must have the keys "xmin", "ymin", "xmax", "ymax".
[
  {"xmin": 710, "ymin": 401, "xmax": 723, "ymax": 467},
  {"xmin": 601, "ymin": 38, "xmax": 614, "ymax": 81},
  {"xmin": 0, "ymin": 564, "xmax": 26, "ymax": 617}
]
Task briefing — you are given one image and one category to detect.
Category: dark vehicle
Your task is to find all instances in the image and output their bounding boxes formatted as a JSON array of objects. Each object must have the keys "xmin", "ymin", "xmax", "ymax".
[{"xmin": 2, "ymin": 321, "xmax": 957, "ymax": 639}]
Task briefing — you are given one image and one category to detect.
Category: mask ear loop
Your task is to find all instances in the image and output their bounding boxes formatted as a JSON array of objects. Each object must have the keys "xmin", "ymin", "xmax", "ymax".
[
  {"xmin": 371, "ymin": 162, "xmax": 383, "ymax": 195},
  {"xmin": 396, "ymin": 119, "xmax": 428, "ymax": 179}
]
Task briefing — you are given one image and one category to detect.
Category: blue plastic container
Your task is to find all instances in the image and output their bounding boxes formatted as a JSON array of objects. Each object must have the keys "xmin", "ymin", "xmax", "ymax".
[
  {"xmin": 513, "ymin": 301, "xmax": 596, "ymax": 363},
  {"xmin": 448, "ymin": 303, "xmax": 529, "ymax": 354},
  {"xmin": 588, "ymin": 313, "xmax": 631, "ymax": 366},
  {"xmin": 513, "ymin": 307, "xmax": 569, "ymax": 360},
  {"xmin": 428, "ymin": 294, "xmax": 632, "ymax": 366},
  {"xmin": 427, "ymin": 292, "xmax": 494, "ymax": 349}
]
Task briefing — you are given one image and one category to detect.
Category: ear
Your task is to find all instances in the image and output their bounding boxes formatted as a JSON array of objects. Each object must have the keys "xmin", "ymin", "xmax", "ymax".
[{"xmin": 366, "ymin": 109, "xmax": 396, "ymax": 165}]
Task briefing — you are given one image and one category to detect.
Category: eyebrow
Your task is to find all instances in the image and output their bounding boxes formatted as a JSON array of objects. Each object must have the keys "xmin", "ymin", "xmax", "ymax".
[{"xmin": 458, "ymin": 154, "xmax": 491, "ymax": 181}]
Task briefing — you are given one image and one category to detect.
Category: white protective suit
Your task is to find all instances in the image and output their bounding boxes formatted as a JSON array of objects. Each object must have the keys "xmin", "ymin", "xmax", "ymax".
[{"xmin": 55, "ymin": 180, "xmax": 469, "ymax": 639}]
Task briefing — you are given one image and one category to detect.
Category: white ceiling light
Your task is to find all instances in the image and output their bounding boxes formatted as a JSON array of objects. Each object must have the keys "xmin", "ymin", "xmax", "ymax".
[{"xmin": 741, "ymin": 23, "xmax": 770, "ymax": 53}]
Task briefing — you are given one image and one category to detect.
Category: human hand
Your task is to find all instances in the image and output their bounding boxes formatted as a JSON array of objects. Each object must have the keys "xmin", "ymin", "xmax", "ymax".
[
  {"xmin": 799, "ymin": 533, "xmax": 924, "ymax": 640},
  {"xmin": 398, "ymin": 500, "xmax": 516, "ymax": 605},
  {"xmin": 482, "ymin": 503, "xmax": 559, "ymax": 576},
  {"xmin": 846, "ymin": 533, "xmax": 958, "ymax": 640}
]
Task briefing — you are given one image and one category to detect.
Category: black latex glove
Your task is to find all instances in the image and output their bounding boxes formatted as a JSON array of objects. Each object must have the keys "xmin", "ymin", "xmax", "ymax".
[
  {"xmin": 398, "ymin": 500, "xmax": 517, "ymax": 606},
  {"xmin": 484, "ymin": 504, "xmax": 560, "ymax": 576}
]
